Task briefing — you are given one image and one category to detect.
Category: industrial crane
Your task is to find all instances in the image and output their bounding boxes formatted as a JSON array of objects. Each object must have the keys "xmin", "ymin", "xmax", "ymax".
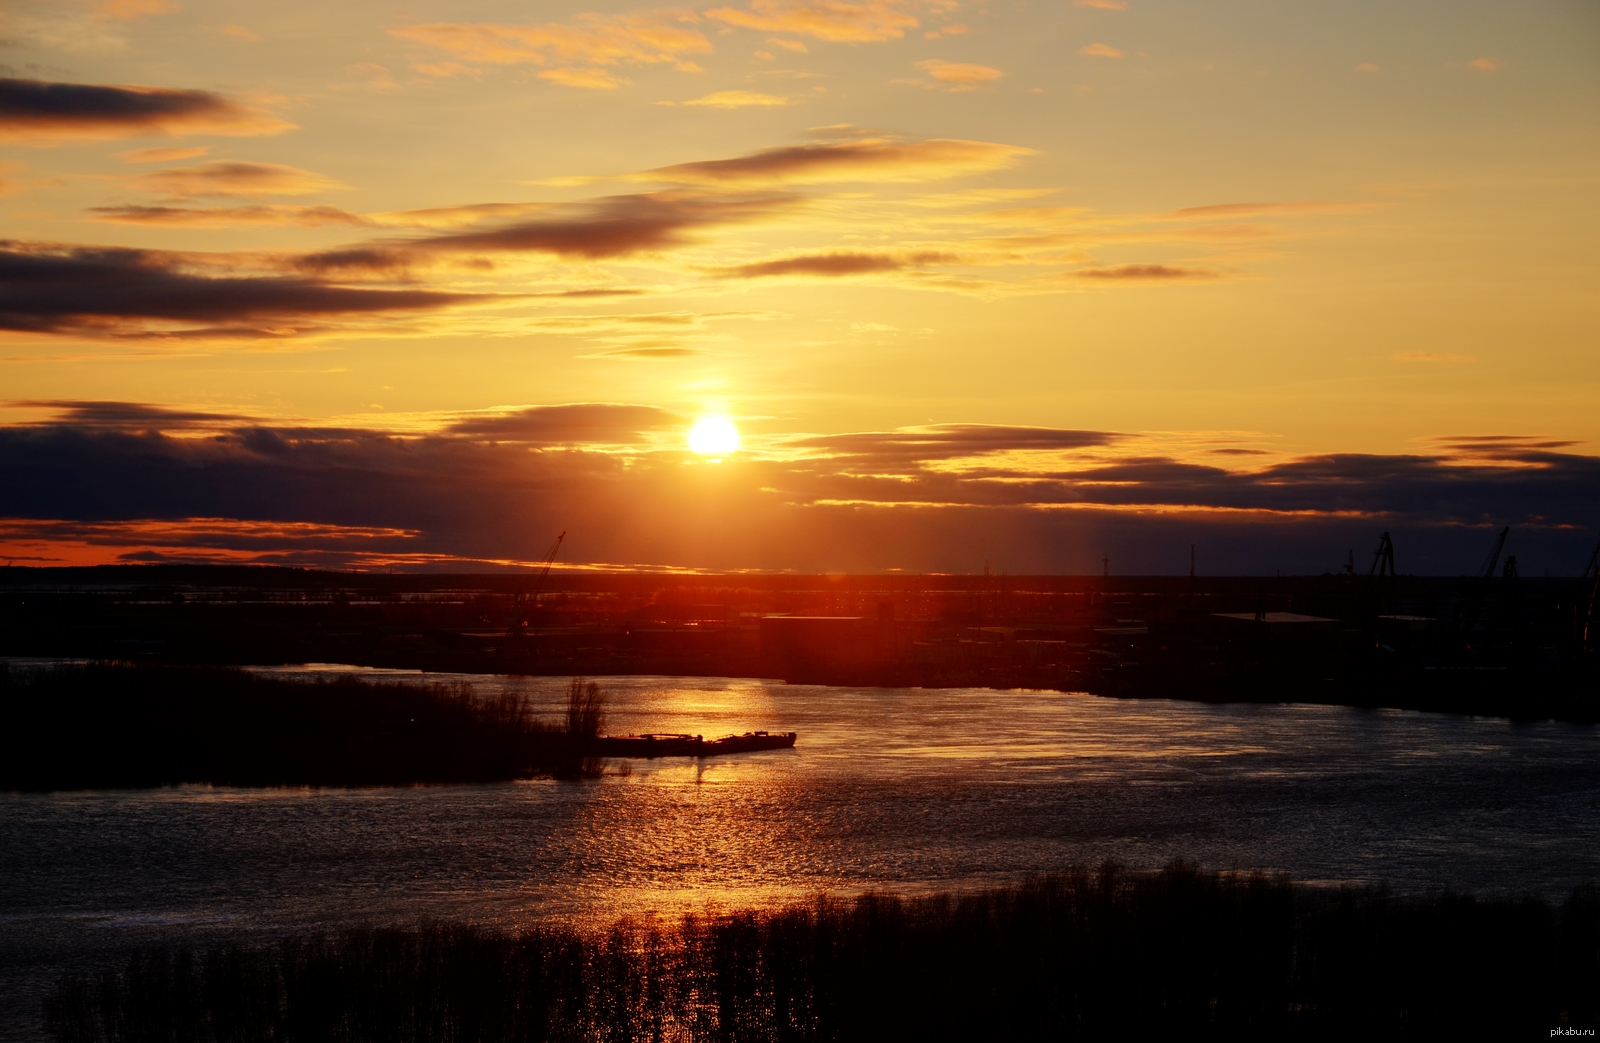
[
  {"xmin": 1369, "ymin": 532, "xmax": 1396, "ymax": 578},
  {"xmin": 1579, "ymin": 536, "xmax": 1600, "ymax": 652},
  {"xmin": 530, "ymin": 530, "xmax": 566, "ymax": 608},
  {"xmin": 1450, "ymin": 526, "xmax": 1509, "ymax": 639},
  {"xmin": 507, "ymin": 531, "xmax": 565, "ymax": 637}
]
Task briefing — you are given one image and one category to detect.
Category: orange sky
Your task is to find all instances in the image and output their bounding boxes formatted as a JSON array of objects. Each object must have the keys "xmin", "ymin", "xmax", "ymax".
[{"xmin": 1, "ymin": 0, "xmax": 1597, "ymax": 572}]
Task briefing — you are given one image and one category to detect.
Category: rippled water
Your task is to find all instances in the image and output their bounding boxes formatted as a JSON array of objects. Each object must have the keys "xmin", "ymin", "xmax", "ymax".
[{"xmin": 4, "ymin": 668, "xmax": 1600, "ymax": 1038}]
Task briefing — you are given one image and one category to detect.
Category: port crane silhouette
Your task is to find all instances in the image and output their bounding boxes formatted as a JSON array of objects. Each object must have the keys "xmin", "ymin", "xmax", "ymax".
[
  {"xmin": 1369, "ymin": 532, "xmax": 1396, "ymax": 578},
  {"xmin": 1450, "ymin": 526, "xmax": 1509, "ymax": 640},
  {"xmin": 507, "ymin": 531, "xmax": 565, "ymax": 637},
  {"xmin": 1579, "ymin": 536, "xmax": 1600, "ymax": 652}
]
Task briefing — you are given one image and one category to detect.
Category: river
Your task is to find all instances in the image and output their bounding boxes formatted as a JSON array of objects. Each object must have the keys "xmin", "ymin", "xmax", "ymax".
[{"xmin": 3, "ymin": 668, "xmax": 1599, "ymax": 1038}]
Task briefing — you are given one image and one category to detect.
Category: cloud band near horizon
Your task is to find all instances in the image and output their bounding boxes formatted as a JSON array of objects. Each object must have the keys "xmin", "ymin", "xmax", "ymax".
[{"xmin": 0, "ymin": 402, "xmax": 1594, "ymax": 575}]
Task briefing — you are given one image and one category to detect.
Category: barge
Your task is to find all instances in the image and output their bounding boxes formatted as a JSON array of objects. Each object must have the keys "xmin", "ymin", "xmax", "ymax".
[{"xmin": 589, "ymin": 731, "xmax": 797, "ymax": 758}]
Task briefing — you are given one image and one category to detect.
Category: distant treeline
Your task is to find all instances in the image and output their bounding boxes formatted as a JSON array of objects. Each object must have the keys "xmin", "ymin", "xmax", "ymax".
[
  {"xmin": 43, "ymin": 863, "xmax": 1598, "ymax": 1041},
  {"xmin": 0, "ymin": 662, "xmax": 589, "ymax": 790}
]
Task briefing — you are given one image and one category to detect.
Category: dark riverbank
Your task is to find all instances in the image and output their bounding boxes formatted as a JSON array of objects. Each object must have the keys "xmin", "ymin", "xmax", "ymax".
[
  {"xmin": 5, "ymin": 565, "xmax": 1597, "ymax": 724},
  {"xmin": 42, "ymin": 864, "xmax": 1600, "ymax": 1042},
  {"xmin": 0, "ymin": 662, "xmax": 570, "ymax": 790}
]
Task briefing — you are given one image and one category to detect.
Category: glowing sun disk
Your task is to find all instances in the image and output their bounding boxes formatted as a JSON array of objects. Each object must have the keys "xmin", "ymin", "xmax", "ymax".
[{"xmin": 689, "ymin": 416, "xmax": 741, "ymax": 456}]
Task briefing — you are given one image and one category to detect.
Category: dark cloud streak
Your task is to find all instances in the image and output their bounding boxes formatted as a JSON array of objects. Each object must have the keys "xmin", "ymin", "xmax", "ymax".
[
  {"xmin": 718, "ymin": 250, "xmax": 955, "ymax": 278},
  {"xmin": 0, "ymin": 244, "xmax": 477, "ymax": 335},
  {"xmin": 0, "ymin": 78, "xmax": 292, "ymax": 141}
]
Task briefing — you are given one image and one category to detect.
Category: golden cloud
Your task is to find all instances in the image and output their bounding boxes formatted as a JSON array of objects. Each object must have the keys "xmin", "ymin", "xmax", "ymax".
[
  {"xmin": 95, "ymin": 0, "xmax": 179, "ymax": 21},
  {"xmin": 1074, "ymin": 263, "xmax": 1217, "ymax": 280},
  {"xmin": 539, "ymin": 67, "xmax": 629, "ymax": 89},
  {"xmin": 703, "ymin": 0, "xmax": 918, "ymax": 42},
  {"xmin": 646, "ymin": 135, "xmax": 1035, "ymax": 185},
  {"xmin": 87, "ymin": 204, "xmax": 368, "ymax": 228},
  {"xmin": 127, "ymin": 161, "xmax": 346, "ymax": 199},
  {"xmin": 714, "ymin": 249, "xmax": 955, "ymax": 277},
  {"xmin": 914, "ymin": 59, "xmax": 1004, "ymax": 86},
  {"xmin": 1078, "ymin": 42, "xmax": 1123, "ymax": 58},
  {"xmin": 390, "ymin": 12, "xmax": 713, "ymax": 88},
  {"xmin": 291, "ymin": 189, "xmax": 797, "ymax": 270},
  {"xmin": 681, "ymin": 90, "xmax": 795, "ymax": 107}
]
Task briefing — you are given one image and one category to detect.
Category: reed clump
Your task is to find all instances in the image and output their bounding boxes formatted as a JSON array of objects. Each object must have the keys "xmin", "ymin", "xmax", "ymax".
[
  {"xmin": 0, "ymin": 661, "xmax": 568, "ymax": 790},
  {"xmin": 42, "ymin": 863, "xmax": 1600, "ymax": 1041},
  {"xmin": 555, "ymin": 676, "xmax": 608, "ymax": 779}
]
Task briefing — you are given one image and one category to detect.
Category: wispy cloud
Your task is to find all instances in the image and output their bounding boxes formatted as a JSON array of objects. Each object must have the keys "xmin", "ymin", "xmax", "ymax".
[
  {"xmin": 680, "ymin": 90, "xmax": 795, "ymax": 108},
  {"xmin": 447, "ymin": 402, "xmax": 681, "ymax": 442},
  {"xmin": 1073, "ymin": 0, "xmax": 1128, "ymax": 9},
  {"xmin": 715, "ymin": 250, "xmax": 953, "ymax": 277},
  {"xmin": 914, "ymin": 59, "xmax": 1004, "ymax": 88},
  {"xmin": 703, "ymin": 0, "xmax": 918, "ymax": 43},
  {"xmin": 1073, "ymin": 263, "xmax": 1217, "ymax": 280},
  {"xmin": 390, "ymin": 12, "xmax": 713, "ymax": 89},
  {"xmin": 87, "ymin": 204, "xmax": 368, "ymax": 227},
  {"xmin": 94, "ymin": 0, "xmax": 179, "ymax": 21},
  {"xmin": 125, "ymin": 161, "xmax": 346, "ymax": 199},
  {"xmin": 791, "ymin": 424, "xmax": 1122, "ymax": 464},
  {"xmin": 0, "ymin": 77, "xmax": 294, "ymax": 143},
  {"xmin": 31, "ymin": 135, "xmax": 1378, "ymax": 344},
  {"xmin": 645, "ymin": 135, "xmax": 1034, "ymax": 185},
  {"xmin": 1078, "ymin": 42, "xmax": 1123, "ymax": 58},
  {"xmin": 1468, "ymin": 57, "xmax": 1499, "ymax": 72},
  {"xmin": 304, "ymin": 190, "xmax": 797, "ymax": 265}
]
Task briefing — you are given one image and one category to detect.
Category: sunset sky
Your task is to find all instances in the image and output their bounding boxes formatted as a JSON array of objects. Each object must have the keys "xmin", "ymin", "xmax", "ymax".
[{"xmin": 2, "ymin": 0, "xmax": 1597, "ymax": 573}]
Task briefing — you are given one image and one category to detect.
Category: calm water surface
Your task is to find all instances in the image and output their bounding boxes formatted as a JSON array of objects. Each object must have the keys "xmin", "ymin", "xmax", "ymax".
[{"xmin": 3, "ymin": 668, "xmax": 1599, "ymax": 1038}]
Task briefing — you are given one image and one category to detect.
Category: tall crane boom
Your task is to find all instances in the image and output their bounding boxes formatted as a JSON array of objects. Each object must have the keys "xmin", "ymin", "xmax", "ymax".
[
  {"xmin": 1369, "ymin": 532, "xmax": 1396, "ymax": 578},
  {"xmin": 1451, "ymin": 526, "xmax": 1509, "ymax": 638},
  {"xmin": 530, "ymin": 531, "xmax": 566, "ymax": 607},
  {"xmin": 507, "ymin": 531, "xmax": 565, "ymax": 638},
  {"xmin": 1580, "ymin": 535, "xmax": 1600, "ymax": 651}
]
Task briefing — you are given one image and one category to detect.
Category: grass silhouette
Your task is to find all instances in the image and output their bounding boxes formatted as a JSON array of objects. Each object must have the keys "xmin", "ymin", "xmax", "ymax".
[
  {"xmin": 0, "ymin": 661, "xmax": 565, "ymax": 790},
  {"xmin": 42, "ymin": 863, "xmax": 1600, "ymax": 1041}
]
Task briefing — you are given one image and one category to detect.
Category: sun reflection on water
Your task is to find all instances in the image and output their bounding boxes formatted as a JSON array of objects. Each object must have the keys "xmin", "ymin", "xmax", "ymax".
[{"xmin": 18, "ymin": 668, "xmax": 1600, "ymax": 946}]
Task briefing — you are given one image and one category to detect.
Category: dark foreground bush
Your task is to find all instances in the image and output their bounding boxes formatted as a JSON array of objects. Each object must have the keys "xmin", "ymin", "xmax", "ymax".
[
  {"xmin": 43, "ymin": 863, "xmax": 1600, "ymax": 1042},
  {"xmin": 0, "ymin": 661, "xmax": 565, "ymax": 789}
]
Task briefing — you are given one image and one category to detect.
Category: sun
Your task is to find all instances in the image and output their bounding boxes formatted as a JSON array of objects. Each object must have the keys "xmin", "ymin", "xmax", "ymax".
[{"xmin": 688, "ymin": 416, "xmax": 741, "ymax": 456}]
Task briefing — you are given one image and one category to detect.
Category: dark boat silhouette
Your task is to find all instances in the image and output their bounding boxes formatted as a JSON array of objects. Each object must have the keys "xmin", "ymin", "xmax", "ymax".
[{"xmin": 589, "ymin": 731, "xmax": 796, "ymax": 758}]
